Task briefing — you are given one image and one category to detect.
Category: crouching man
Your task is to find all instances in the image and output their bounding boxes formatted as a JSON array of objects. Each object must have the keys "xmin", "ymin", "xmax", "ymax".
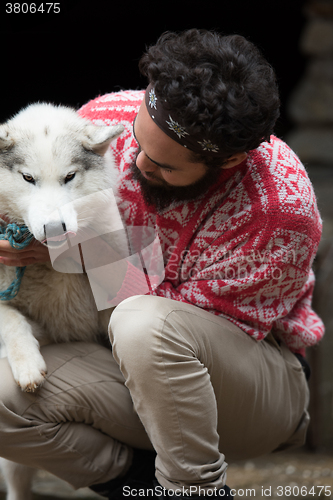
[{"xmin": 0, "ymin": 29, "xmax": 323, "ymax": 499}]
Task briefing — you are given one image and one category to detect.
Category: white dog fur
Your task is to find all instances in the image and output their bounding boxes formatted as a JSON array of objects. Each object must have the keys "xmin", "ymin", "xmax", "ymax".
[{"xmin": 0, "ymin": 102, "xmax": 126, "ymax": 499}]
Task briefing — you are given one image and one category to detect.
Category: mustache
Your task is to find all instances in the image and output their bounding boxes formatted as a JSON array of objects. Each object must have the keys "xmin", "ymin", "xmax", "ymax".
[
  {"xmin": 133, "ymin": 150, "xmax": 170, "ymax": 187},
  {"xmin": 129, "ymin": 156, "xmax": 221, "ymax": 213}
]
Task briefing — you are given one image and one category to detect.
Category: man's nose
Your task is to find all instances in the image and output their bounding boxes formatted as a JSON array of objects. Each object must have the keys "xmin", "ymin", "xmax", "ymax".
[{"xmin": 136, "ymin": 151, "xmax": 157, "ymax": 172}]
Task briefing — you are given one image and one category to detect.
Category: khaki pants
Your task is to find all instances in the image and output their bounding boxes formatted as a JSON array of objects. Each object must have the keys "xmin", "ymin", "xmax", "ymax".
[{"xmin": 0, "ymin": 295, "xmax": 309, "ymax": 491}]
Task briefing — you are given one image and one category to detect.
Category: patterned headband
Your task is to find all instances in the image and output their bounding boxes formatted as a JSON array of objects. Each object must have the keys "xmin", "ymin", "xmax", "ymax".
[{"xmin": 145, "ymin": 83, "xmax": 226, "ymax": 157}]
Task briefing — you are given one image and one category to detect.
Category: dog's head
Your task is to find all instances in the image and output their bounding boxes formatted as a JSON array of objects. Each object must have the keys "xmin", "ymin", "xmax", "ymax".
[{"xmin": 0, "ymin": 103, "xmax": 124, "ymax": 248}]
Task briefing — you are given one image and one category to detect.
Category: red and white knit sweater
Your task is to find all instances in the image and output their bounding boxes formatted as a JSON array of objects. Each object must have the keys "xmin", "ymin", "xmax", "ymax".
[{"xmin": 79, "ymin": 90, "xmax": 324, "ymax": 354}]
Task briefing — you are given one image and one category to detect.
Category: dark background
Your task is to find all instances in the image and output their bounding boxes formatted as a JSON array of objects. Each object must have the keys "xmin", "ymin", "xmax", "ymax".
[{"xmin": 1, "ymin": 0, "xmax": 307, "ymax": 139}]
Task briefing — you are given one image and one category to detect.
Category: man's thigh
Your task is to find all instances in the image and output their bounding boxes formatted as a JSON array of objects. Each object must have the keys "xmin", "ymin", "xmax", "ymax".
[
  {"xmin": 161, "ymin": 299, "xmax": 309, "ymax": 459},
  {"xmin": 0, "ymin": 341, "xmax": 151, "ymax": 450},
  {"xmin": 112, "ymin": 295, "xmax": 309, "ymax": 459}
]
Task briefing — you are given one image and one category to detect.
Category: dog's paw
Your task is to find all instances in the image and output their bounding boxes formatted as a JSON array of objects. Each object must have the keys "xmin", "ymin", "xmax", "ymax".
[{"xmin": 11, "ymin": 353, "xmax": 48, "ymax": 393}]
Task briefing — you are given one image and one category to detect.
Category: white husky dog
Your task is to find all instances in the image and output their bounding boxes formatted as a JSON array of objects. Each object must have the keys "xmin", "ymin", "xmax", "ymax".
[{"xmin": 0, "ymin": 102, "xmax": 127, "ymax": 499}]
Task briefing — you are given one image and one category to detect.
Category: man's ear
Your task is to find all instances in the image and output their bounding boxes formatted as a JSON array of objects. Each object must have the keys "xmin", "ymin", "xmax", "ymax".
[{"xmin": 221, "ymin": 152, "xmax": 247, "ymax": 169}]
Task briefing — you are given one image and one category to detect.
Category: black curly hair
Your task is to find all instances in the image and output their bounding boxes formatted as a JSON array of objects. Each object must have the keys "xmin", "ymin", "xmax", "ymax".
[{"xmin": 139, "ymin": 29, "xmax": 280, "ymax": 168}]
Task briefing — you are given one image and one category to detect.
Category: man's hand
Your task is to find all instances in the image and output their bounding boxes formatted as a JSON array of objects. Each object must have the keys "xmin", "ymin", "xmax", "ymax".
[
  {"xmin": 0, "ymin": 239, "xmax": 50, "ymax": 267},
  {"xmin": 0, "ymin": 214, "xmax": 50, "ymax": 266}
]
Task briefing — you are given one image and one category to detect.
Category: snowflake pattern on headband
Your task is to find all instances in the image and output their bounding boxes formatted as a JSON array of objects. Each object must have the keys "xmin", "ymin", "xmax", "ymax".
[
  {"xmin": 145, "ymin": 85, "xmax": 224, "ymax": 155},
  {"xmin": 197, "ymin": 139, "xmax": 220, "ymax": 153},
  {"xmin": 148, "ymin": 88, "xmax": 158, "ymax": 109},
  {"xmin": 166, "ymin": 115, "xmax": 189, "ymax": 139}
]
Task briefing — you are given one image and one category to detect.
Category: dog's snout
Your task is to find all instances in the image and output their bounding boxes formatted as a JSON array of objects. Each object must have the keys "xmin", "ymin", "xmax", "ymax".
[{"xmin": 42, "ymin": 220, "xmax": 77, "ymax": 247}]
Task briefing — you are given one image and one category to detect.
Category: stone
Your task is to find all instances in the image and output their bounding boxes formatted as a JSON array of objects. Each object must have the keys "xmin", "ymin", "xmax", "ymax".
[
  {"xmin": 301, "ymin": 18, "xmax": 333, "ymax": 55},
  {"xmin": 288, "ymin": 76, "xmax": 333, "ymax": 124},
  {"xmin": 305, "ymin": 0, "xmax": 333, "ymax": 19},
  {"xmin": 308, "ymin": 57, "xmax": 333, "ymax": 80}
]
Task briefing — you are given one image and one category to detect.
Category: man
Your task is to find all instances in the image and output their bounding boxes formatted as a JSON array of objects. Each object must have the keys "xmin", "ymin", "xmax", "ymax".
[{"xmin": 0, "ymin": 29, "xmax": 324, "ymax": 499}]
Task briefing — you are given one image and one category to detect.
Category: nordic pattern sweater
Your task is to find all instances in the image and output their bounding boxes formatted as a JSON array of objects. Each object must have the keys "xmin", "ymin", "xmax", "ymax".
[{"xmin": 79, "ymin": 90, "xmax": 324, "ymax": 354}]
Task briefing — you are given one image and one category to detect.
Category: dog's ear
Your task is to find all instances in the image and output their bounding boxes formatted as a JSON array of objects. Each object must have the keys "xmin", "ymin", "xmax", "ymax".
[
  {"xmin": 0, "ymin": 126, "xmax": 14, "ymax": 150},
  {"xmin": 82, "ymin": 124, "xmax": 124, "ymax": 156}
]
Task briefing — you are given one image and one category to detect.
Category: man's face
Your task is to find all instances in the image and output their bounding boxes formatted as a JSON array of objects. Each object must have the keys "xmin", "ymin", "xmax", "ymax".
[{"xmin": 131, "ymin": 100, "xmax": 222, "ymax": 210}]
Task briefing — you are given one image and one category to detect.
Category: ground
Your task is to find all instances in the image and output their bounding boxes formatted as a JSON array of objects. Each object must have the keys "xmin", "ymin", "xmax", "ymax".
[{"xmin": 1, "ymin": 450, "xmax": 333, "ymax": 499}]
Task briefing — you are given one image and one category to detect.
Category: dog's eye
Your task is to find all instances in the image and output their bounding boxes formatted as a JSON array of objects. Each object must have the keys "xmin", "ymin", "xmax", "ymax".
[
  {"xmin": 65, "ymin": 172, "xmax": 76, "ymax": 184},
  {"xmin": 22, "ymin": 173, "xmax": 35, "ymax": 184}
]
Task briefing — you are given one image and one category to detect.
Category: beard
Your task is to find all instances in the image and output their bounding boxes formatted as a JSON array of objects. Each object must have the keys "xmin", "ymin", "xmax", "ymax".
[{"xmin": 130, "ymin": 160, "xmax": 221, "ymax": 212}]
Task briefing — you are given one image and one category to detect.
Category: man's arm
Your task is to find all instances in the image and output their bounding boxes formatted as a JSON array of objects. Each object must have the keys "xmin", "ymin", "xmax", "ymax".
[{"xmin": 0, "ymin": 221, "xmax": 150, "ymax": 307}]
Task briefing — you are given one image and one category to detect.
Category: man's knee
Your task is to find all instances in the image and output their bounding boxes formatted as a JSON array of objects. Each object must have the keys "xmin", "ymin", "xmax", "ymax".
[
  {"xmin": 109, "ymin": 295, "xmax": 173, "ymax": 366},
  {"xmin": 110, "ymin": 295, "xmax": 166, "ymax": 336}
]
